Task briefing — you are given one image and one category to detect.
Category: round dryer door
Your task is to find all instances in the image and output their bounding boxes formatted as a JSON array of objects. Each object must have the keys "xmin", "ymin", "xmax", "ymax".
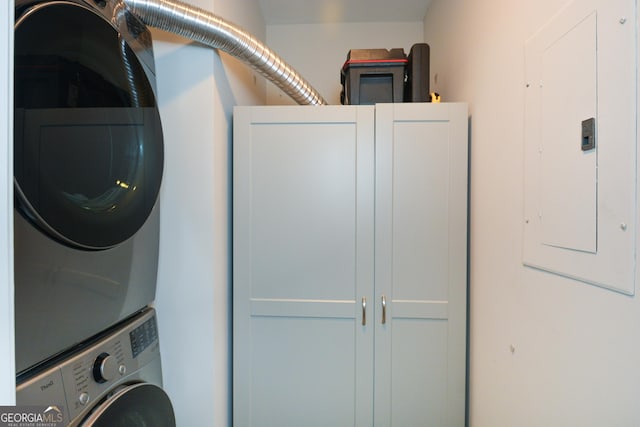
[
  {"xmin": 14, "ymin": 1, "xmax": 164, "ymax": 250},
  {"xmin": 81, "ymin": 383, "xmax": 176, "ymax": 427}
]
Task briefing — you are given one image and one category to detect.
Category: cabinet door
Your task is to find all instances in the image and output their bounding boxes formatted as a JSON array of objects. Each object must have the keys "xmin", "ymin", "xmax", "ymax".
[
  {"xmin": 233, "ymin": 106, "xmax": 375, "ymax": 427},
  {"xmin": 374, "ymin": 103, "xmax": 468, "ymax": 427}
]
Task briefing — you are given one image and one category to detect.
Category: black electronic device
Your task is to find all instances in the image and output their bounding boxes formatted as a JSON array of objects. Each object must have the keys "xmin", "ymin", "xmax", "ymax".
[
  {"xmin": 340, "ymin": 44, "xmax": 431, "ymax": 105},
  {"xmin": 340, "ymin": 48, "xmax": 407, "ymax": 105},
  {"xmin": 405, "ymin": 43, "xmax": 430, "ymax": 102}
]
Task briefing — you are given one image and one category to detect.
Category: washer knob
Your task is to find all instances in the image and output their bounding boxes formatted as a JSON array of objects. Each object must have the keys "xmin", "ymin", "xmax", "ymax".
[{"xmin": 93, "ymin": 352, "xmax": 118, "ymax": 383}]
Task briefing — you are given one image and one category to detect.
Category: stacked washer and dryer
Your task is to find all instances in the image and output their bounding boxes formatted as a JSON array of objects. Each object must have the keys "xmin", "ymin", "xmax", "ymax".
[
  {"xmin": 13, "ymin": 0, "xmax": 175, "ymax": 425},
  {"xmin": 12, "ymin": 0, "xmax": 327, "ymax": 424}
]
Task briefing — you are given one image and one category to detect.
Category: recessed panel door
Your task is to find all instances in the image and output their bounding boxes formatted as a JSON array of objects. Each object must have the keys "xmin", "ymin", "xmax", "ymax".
[
  {"xmin": 233, "ymin": 106, "xmax": 375, "ymax": 427},
  {"xmin": 374, "ymin": 103, "xmax": 468, "ymax": 427}
]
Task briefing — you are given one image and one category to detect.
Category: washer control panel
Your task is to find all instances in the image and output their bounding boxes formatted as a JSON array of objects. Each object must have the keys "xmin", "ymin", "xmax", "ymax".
[
  {"xmin": 16, "ymin": 309, "xmax": 161, "ymax": 425},
  {"xmin": 129, "ymin": 315, "xmax": 159, "ymax": 358}
]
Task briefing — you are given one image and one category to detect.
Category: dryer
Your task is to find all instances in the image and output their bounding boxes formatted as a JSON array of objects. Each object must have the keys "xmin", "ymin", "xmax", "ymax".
[
  {"xmin": 17, "ymin": 308, "xmax": 176, "ymax": 427},
  {"xmin": 14, "ymin": 0, "xmax": 164, "ymax": 374}
]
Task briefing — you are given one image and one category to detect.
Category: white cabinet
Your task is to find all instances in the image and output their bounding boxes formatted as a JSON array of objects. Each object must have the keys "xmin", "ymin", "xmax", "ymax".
[{"xmin": 233, "ymin": 103, "xmax": 468, "ymax": 427}]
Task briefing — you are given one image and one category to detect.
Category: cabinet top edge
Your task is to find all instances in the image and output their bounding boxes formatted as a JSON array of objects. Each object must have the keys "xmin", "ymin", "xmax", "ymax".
[{"xmin": 233, "ymin": 102, "xmax": 468, "ymax": 113}]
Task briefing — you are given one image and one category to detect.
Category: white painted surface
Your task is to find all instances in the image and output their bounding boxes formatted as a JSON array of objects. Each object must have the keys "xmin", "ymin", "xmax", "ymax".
[
  {"xmin": 424, "ymin": 0, "xmax": 640, "ymax": 425},
  {"xmin": 151, "ymin": 0, "xmax": 265, "ymax": 425},
  {"xmin": 234, "ymin": 104, "xmax": 467, "ymax": 426},
  {"xmin": 233, "ymin": 106, "xmax": 375, "ymax": 426},
  {"xmin": 0, "ymin": 0, "xmax": 15, "ymax": 406},
  {"xmin": 523, "ymin": 0, "xmax": 637, "ymax": 294},
  {"xmin": 539, "ymin": 10, "xmax": 598, "ymax": 252},
  {"xmin": 152, "ymin": 34, "xmax": 217, "ymax": 427},
  {"xmin": 266, "ymin": 21, "xmax": 424, "ymax": 105},
  {"xmin": 374, "ymin": 103, "xmax": 467, "ymax": 427},
  {"xmin": 258, "ymin": 0, "xmax": 432, "ymax": 24}
]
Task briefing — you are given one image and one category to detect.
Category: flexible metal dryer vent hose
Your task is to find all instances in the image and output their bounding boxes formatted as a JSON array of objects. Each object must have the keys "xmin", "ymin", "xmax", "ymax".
[{"xmin": 123, "ymin": 0, "xmax": 327, "ymax": 105}]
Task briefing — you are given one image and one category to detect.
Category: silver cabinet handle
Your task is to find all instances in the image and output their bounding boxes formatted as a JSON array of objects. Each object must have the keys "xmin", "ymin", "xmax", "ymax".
[
  {"xmin": 362, "ymin": 297, "xmax": 367, "ymax": 326},
  {"xmin": 381, "ymin": 295, "xmax": 387, "ymax": 325}
]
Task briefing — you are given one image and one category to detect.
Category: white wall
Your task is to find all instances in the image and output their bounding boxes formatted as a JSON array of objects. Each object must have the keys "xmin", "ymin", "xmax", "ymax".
[
  {"xmin": 266, "ymin": 21, "xmax": 424, "ymax": 105},
  {"xmin": 151, "ymin": 0, "xmax": 265, "ymax": 426},
  {"xmin": 424, "ymin": 0, "xmax": 640, "ymax": 425},
  {"xmin": 0, "ymin": 0, "xmax": 14, "ymax": 407}
]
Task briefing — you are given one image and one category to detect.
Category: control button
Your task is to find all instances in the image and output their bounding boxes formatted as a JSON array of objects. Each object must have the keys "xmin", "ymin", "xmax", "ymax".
[
  {"xmin": 93, "ymin": 353, "xmax": 118, "ymax": 383},
  {"xmin": 79, "ymin": 392, "xmax": 90, "ymax": 405},
  {"xmin": 118, "ymin": 364, "xmax": 127, "ymax": 375}
]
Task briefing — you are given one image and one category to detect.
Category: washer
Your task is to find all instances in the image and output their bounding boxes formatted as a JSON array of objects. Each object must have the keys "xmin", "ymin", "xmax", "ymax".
[
  {"xmin": 13, "ymin": 0, "xmax": 164, "ymax": 374},
  {"xmin": 17, "ymin": 308, "xmax": 175, "ymax": 427}
]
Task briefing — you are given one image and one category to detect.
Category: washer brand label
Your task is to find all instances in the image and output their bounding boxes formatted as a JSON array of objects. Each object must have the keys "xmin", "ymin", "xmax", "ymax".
[
  {"xmin": 39, "ymin": 381, "xmax": 54, "ymax": 392},
  {"xmin": 0, "ymin": 406, "xmax": 65, "ymax": 427}
]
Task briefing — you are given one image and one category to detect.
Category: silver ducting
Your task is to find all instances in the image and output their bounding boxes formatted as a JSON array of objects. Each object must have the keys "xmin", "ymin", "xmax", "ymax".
[{"xmin": 123, "ymin": 0, "xmax": 327, "ymax": 106}]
